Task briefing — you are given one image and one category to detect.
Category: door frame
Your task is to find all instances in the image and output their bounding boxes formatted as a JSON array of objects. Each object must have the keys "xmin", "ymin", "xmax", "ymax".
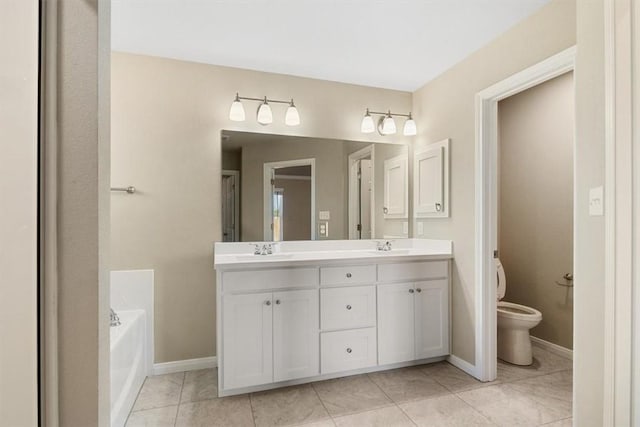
[
  {"xmin": 221, "ymin": 170, "xmax": 240, "ymax": 242},
  {"xmin": 348, "ymin": 145, "xmax": 375, "ymax": 239},
  {"xmin": 263, "ymin": 158, "xmax": 316, "ymax": 241},
  {"xmin": 474, "ymin": 46, "xmax": 576, "ymax": 382}
]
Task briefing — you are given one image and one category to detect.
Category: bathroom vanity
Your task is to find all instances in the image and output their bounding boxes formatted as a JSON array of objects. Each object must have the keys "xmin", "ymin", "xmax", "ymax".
[{"xmin": 214, "ymin": 239, "xmax": 453, "ymax": 396}]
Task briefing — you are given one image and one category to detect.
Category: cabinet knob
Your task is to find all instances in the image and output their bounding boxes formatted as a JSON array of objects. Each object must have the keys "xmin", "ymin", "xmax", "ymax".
[
  {"xmin": 265, "ymin": 300, "xmax": 271, "ymax": 306},
  {"xmin": 275, "ymin": 299, "xmax": 281, "ymax": 305},
  {"xmin": 409, "ymin": 289, "xmax": 415, "ymax": 294},
  {"xmin": 436, "ymin": 203, "xmax": 442, "ymax": 212},
  {"xmin": 346, "ymin": 348, "xmax": 352, "ymax": 354},
  {"xmin": 346, "ymin": 273, "xmax": 352, "ymax": 278},
  {"xmin": 416, "ymin": 288, "xmax": 422, "ymax": 293},
  {"xmin": 346, "ymin": 305, "xmax": 352, "ymax": 310}
]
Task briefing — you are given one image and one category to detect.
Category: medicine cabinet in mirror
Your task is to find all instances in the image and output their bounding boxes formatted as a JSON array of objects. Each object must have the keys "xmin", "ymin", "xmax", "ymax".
[{"xmin": 221, "ymin": 131, "xmax": 409, "ymax": 242}]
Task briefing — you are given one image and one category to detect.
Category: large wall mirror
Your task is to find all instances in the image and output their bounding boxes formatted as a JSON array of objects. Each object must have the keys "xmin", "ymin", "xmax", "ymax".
[{"xmin": 221, "ymin": 131, "xmax": 409, "ymax": 242}]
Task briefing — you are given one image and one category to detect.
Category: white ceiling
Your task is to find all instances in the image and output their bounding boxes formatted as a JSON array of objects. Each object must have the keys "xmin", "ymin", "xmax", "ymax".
[{"xmin": 112, "ymin": 0, "xmax": 551, "ymax": 92}]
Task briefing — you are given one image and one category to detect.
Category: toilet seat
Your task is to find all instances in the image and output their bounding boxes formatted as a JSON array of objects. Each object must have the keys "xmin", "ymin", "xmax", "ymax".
[{"xmin": 497, "ymin": 301, "xmax": 542, "ymax": 321}]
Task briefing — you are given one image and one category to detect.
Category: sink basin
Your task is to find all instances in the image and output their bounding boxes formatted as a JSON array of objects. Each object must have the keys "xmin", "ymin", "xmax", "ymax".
[{"xmin": 234, "ymin": 253, "xmax": 296, "ymax": 261}]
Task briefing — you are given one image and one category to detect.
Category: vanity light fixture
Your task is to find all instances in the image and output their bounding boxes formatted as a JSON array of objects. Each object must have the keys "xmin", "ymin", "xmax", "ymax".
[
  {"xmin": 229, "ymin": 93, "xmax": 300, "ymax": 126},
  {"xmin": 360, "ymin": 108, "xmax": 417, "ymax": 136},
  {"xmin": 360, "ymin": 109, "xmax": 375, "ymax": 133}
]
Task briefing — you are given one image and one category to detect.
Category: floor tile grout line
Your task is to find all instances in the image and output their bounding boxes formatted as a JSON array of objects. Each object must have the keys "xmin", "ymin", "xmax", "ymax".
[
  {"xmin": 309, "ymin": 382, "xmax": 334, "ymax": 423},
  {"xmin": 247, "ymin": 391, "xmax": 258, "ymax": 427},
  {"xmin": 393, "ymin": 401, "xmax": 419, "ymax": 427},
  {"xmin": 173, "ymin": 371, "xmax": 186, "ymax": 427}
]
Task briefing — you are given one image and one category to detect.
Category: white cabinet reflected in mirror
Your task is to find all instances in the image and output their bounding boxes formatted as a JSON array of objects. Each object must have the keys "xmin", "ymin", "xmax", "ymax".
[
  {"xmin": 414, "ymin": 138, "xmax": 450, "ymax": 219},
  {"xmin": 221, "ymin": 130, "xmax": 409, "ymax": 242}
]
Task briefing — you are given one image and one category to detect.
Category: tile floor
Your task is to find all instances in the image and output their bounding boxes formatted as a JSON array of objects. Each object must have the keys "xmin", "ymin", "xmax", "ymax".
[{"xmin": 126, "ymin": 346, "xmax": 573, "ymax": 427}]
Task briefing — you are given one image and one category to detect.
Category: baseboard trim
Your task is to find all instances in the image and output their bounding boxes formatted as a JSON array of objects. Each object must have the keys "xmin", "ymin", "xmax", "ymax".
[
  {"xmin": 153, "ymin": 356, "xmax": 217, "ymax": 376},
  {"xmin": 530, "ymin": 336, "xmax": 573, "ymax": 360},
  {"xmin": 447, "ymin": 354, "xmax": 478, "ymax": 378}
]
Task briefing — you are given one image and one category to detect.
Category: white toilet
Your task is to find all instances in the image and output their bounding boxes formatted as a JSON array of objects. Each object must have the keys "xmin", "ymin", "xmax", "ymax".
[{"xmin": 496, "ymin": 258, "xmax": 542, "ymax": 365}]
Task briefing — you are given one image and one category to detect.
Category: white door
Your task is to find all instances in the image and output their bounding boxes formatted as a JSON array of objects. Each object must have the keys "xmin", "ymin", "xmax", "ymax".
[
  {"xmin": 414, "ymin": 280, "xmax": 450, "ymax": 359},
  {"xmin": 383, "ymin": 155, "xmax": 408, "ymax": 218},
  {"xmin": 414, "ymin": 147, "xmax": 444, "ymax": 215},
  {"xmin": 273, "ymin": 289, "xmax": 319, "ymax": 381},
  {"xmin": 377, "ymin": 283, "xmax": 415, "ymax": 365},
  {"xmin": 360, "ymin": 159, "xmax": 373, "ymax": 239},
  {"xmin": 223, "ymin": 292, "xmax": 273, "ymax": 389}
]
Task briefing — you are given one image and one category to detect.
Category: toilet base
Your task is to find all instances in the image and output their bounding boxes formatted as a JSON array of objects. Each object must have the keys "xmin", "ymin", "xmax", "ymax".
[{"xmin": 497, "ymin": 327, "xmax": 533, "ymax": 365}]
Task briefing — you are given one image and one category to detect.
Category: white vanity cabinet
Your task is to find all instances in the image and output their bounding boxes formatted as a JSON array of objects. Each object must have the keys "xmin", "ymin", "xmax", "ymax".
[
  {"xmin": 377, "ymin": 264, "xmax": 449, "ymax": 365},
  {"xmin": 222, "ymin": 286, "xmax": 319, "ymax": 390},
  {"xmin": 216, "ymin": 245, "xmax": 452, "ymax": 397}
]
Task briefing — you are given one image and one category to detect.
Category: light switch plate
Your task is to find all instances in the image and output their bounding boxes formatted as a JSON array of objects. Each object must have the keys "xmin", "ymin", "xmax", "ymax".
[
  {"xmin": 319, "ymin": 211, "xmax": 331, "ymax": 220},
  {"xmin": 318, "ymin": 221, "xmax": 329, "ymax": 237},
  {"xmin": 589, "ymin": 186, "xmax": 604, "ymax": 216}
]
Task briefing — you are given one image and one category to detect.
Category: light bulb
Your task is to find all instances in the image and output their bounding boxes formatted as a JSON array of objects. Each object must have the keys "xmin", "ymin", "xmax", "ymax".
[
  {"xmin": 256, "ymin": 98, "xmax": 273, "ymax": 125},
  {"xmin": 361, "ymin": 109, "xmax": 375, "ymax": 133},
  {"xmin": 285, "ymin": 101, "xmax": 300, "ymax": 126},
  {"xmin": 381, "ymin": 114, "xmax": 396, "ymax": 135},
  {"xmin": 403, "ymin": 116, "xmax": 417, "ymax": 136},
  {"xmin": 229, "ymin": 94, "xmax": 245, "ymax": 122}
]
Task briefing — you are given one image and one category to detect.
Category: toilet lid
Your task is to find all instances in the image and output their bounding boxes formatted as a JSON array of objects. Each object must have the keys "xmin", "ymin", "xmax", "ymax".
[{"xmin": 495, "ymin": 258, "xmax": 506, "ymax": 301}]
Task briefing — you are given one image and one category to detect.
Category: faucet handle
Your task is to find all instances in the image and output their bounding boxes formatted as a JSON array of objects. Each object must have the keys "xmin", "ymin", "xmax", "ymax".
[{"xmin": 250, "ymin": 243, "xmax": 261, "ymax": 255}]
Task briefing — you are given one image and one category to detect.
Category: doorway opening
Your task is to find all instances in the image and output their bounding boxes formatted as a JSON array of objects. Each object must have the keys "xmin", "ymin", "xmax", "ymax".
[
  {"xmin": 496, "ymin": 71, "xmax": 574, "ymax": 369},
  {"xmin": 348, "ymin": 145, "xmax": 375, "ymax": 240},
  {"xmin": 263, "ymin": 159, "xmax": 315, "ymax": 241},
  {"xmin": 474, "ymin": 46, "xmax": 576, "ymax": 382}
]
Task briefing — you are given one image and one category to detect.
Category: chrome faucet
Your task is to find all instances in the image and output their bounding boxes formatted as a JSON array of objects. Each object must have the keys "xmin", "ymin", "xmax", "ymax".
[
  {"xmin": 110, "ymin": 308, "xmax": 121, "ymax": 327},
  {"xmin": 252, "ymin": 243, "xmax": 275, "ymax": 256},
  {"xmin": 376, "ymin": 240, "xmax": 393, "ymax": 251}
]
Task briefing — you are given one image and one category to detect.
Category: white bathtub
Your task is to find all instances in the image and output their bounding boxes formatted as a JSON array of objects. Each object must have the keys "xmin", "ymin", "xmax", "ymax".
[{"xmin": 110, "ymin": 309, "xmax": 147, "ymax": 427}]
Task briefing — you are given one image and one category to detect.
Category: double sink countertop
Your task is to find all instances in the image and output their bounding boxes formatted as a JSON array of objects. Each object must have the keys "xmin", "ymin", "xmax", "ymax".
[{"xmin": 214, "ymin": 238, "xmax": 453, "ymax": 268}]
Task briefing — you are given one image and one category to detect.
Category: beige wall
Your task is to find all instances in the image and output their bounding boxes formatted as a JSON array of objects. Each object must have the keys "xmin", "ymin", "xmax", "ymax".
[
  {"xmin": 57, "ymin": 0, "xmax": 112, "ymax": 425},
  {"xmin": 111, "ymin": 52, "xmax": 412, "ymax": 362},
  {"xmin": 412, "ymin": 0, "xmax": 576, "ymax": 364},
  {"xmin": 240, "ymin": 138, "xmax": 347, "ymax": 240},
  {"xmin": 498, "ymin": 72, "xmax": 574, "ymax": 350},
  {"xmin": 274, "ymin": 177, "xmax": 312, "ymax": 241},
  {"xmin": 0, "ymin": 0, "xmax": 39, "ymax": 425},
  {"xmin": 574, "ymin": 0, "xmax": 606, "ymax": 423}
]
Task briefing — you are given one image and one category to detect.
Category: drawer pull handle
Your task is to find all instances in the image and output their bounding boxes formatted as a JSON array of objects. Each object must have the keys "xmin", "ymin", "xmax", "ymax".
[
  {"xmin": 265, "ymin": 301, "xmax": 271, "ymax": 306},
  {"xmin": 346, "ymin": 305, "xmax": 352, "ymax": 310},
  {"xmin": 346, "ymin": 348, "xmax": 352, "ymax": 353},
  {"xmin": 409, "ymin": 289, "xmax": 415, "ymax": 294},
  {"xmin": 416, "ymin": 288, "xmax": 422, "ymax": 293},
  {"xmin": 275, "ymin": 299, "xmax": 281, "ymax": 305},
  {"xmin": 346, "ymin": 273, "xmax": 352, "ymax": 278}
]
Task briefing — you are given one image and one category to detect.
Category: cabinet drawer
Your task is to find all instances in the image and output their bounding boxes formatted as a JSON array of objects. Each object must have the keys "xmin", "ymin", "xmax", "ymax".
[
  {"xmin": 378, "ymin": 261, "xmax": 448, "ymax": 282},
  {"xmin": 321, "ymin": 286, "xmax": 376, "ymax": 330},
  {"xmin": 321, "ymin": 328, "xmax": 377, "ymax": 374},
  {"xmin": 320, "ymin": 265, "xmax": 376, "ymax": 286},
  {"xmin": 222, "ymin": 267, "xmax": 318, "ymax": 293}
]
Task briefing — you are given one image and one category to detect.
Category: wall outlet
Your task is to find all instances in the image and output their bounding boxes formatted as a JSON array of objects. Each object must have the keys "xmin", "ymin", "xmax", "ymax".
[
  {"xmin": 417, "ymin": 222, "xmax": 424, "ymax": 236},
  {"xmin": 402, "ymin": 221, "xmax": 409, "ymax": 235},
  {"xmin": 589, "ymin": 186, "xmax": 604, "ymax": 216},
  {"xmin": 319, "ymin": 211, "xmax": 331, "ymax": 220},
  {"xmin": 318, "ymin": 221, "xmax": 329, "ymax": 237}
]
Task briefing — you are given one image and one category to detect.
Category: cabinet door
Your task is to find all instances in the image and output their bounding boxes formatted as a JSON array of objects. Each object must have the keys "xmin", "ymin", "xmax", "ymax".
[
  {"xmin": 415, "ymin": 146, "xmax": 443, "ymax": 214},
  {"xmin": 383, "ymin": 155, "xmax": 408, "ymax": 218},
  {"xmin": 223, "ymin": 292, "xmax": 273, "ymax": 389},
  {"xmin": 273, "ymin": 289, "xmax": 319, "ymax": 382},
  {"xmin": 415, "ymin": 280, "xmax": 450, "ymax": 359},
  {"xmin": 377, "ymin": 283, "xmax": 415, "ymax": 365}
]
